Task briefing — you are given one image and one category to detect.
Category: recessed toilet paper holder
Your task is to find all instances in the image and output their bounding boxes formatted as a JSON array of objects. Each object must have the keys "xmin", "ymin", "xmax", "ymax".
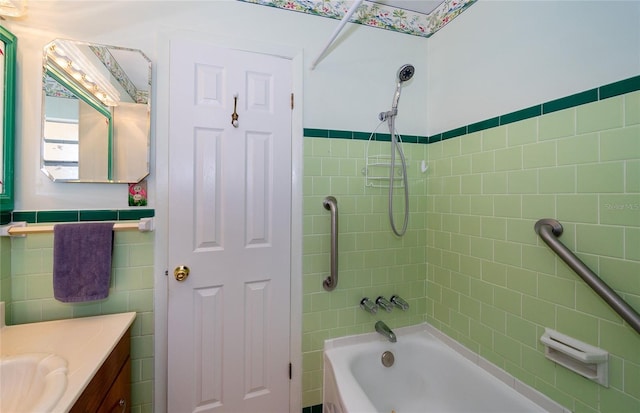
[{"xmin": 540, "ymin": 328, "xmax": 609, "ymax": 387}]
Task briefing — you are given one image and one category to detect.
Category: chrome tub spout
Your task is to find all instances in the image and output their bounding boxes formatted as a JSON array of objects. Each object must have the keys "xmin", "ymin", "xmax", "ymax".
[{"xmin": 375, "ymin": 321, "xmax": 396, "ymax": 343}]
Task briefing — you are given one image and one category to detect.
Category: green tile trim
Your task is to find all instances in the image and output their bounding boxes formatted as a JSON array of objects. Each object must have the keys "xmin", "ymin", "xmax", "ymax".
[
  {"xmin": 37, "ymin": 210, "xmax": 79, "ymax": 223},
  {"xmin": 401, "ymin": 135, "xmax": 419, "ymax": 144},
  {"xmin": 0, "ymin": 212, "xmax": 11, "ymax": 225},
  {"xmin": 328, "ymin": 129, "xmax": 352, "ymax": 139},
  {"xmin": 353, "ymin": 131, "xmax": 371, "ymax": 140},
  {"xmin": 304, "ymin": 128, "xmax": 426, "ymax": 143},
  {"xmin": 435, "ymin": 74, "xmax": 639, "ymax": 141},
  {"xmin": 542, "ymin": 88, "xmax": 598, "ymax": 114},
  {"xmin": 600, "ymin": 75, "xmax": 640, "ymax": 99},
  {"xmin": 468, "ymin": 117, "xmax": 499, "ymax": 133},
  {"xmin": 118, "ymin": 209, "xmax": 155, "ymax": 220},
  {"xmin": 11, "ymin": 211, "xmax": 36, "ymax": 223},
  {"xmin": 428, "ymin": 133, "xmax": 443, "ymax": 144},
  {"xmin": 80, "ymin": 210, "xmax": 118, "ymax": 221},
  {"xmin": 375, "ymin": 133, "xmax": 392, "ymax": 142},
  {"xmin": 442, "ymin": 126, "xmax": 468, "ymax": 140},
  {"xmin": 9, "ymin": 209, "xmax": 155, "ymax": 224},
  {"xmin": 500, "ymin": 105, "xmax": 542, "ymax": 125},
  {"xmin": 303, "ymin": 75, "xmax": 639, "ymax": 146},
  {"xmin": 303, "ymin": 128, "xmax": 329, "ymax": 138}
]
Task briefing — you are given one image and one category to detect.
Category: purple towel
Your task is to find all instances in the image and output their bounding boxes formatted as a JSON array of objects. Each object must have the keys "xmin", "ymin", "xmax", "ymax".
[{"xmin": 53, "ymin": 222, "xmax": 114, "ymax": 303}]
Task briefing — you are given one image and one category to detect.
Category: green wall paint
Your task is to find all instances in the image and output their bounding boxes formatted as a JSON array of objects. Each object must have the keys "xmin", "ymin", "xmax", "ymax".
[{"xmin": 8, "ymin": 230, "xmax": 154, "ymax": 413}]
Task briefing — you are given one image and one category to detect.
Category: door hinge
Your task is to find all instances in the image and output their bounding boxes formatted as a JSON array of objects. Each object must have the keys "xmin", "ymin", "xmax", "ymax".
[
  {"xmin": 289, "ymin": 362, "xmax": 292, "ymax": 380},
  {"xmin": 290, "ymin": 93, "xmax": 294, "ymax": 110}
]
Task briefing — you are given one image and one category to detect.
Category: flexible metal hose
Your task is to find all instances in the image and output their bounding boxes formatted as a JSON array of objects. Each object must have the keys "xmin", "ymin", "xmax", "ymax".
[{"xmin": 387, "ymin": 115, "xmax": 409, "ymax": 237}]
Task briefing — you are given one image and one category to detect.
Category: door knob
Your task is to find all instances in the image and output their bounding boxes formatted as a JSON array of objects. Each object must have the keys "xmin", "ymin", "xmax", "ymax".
[{"xmin": 174, "ymin": 265, "xmax": 190, "ymax": 282}]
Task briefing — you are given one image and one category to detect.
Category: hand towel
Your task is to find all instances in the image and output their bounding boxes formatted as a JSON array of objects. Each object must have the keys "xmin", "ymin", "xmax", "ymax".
[{"xmin": 53, "ymin": 222, "xmax": 114, "ymax": 303}]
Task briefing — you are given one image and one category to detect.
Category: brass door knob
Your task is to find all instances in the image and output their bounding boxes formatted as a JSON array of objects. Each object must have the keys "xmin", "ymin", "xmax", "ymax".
[{"xmin": 174, "ymin": 265, "xmax": 190, "ymax": 282}]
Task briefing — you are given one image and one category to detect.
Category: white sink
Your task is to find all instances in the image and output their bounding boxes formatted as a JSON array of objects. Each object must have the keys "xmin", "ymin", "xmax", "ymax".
[{"xmin": 0, "ymin": 353, "xmax": 68, "ymax": 413}]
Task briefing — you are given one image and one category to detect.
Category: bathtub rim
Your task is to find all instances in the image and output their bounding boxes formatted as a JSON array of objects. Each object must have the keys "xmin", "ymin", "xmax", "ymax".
[{"xmin": 323, "ymin": 322, "xmax": 571, "ymax": 413}]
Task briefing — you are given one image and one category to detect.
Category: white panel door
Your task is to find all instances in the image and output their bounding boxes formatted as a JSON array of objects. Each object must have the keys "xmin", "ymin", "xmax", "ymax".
[{"xmin": 168, "ymin": 39, "xmax": 292, "ymax": 413}]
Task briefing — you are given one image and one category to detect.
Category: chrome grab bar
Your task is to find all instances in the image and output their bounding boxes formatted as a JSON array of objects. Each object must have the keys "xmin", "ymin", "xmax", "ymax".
[
  {"xmin": 323, "ymin": 196, "xmax": 338, "ymax": 291},
  {"xmin": 535, "ymin": 219, "xmax": 640, "ymax": 335}
]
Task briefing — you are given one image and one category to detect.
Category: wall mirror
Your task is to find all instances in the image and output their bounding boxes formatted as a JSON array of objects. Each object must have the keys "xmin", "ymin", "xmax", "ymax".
[
  {"xmin": 41, "ymin": 39, "xmax": 151, "ymax": 183},
  {"xmin": 0, "ymin": 26, "xmax": 16, "ymax": 211}
]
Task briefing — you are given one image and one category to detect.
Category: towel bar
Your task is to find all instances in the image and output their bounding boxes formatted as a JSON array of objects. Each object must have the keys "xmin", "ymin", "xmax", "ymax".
[{"xmin": 0, "ymin": 217, "xmax": 154, "ymax": 237}]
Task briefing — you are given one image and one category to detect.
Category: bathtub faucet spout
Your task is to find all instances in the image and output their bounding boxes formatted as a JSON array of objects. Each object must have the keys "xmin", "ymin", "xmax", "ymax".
[{"xmin": 375, "ymin": 321, "xmax": 397, "ymax": 343}]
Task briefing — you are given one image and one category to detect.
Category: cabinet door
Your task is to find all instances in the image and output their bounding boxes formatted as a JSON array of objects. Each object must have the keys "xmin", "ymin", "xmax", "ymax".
[{"xmin": 97, "ymin": 357, "xmax": 131, "ymax": 413}]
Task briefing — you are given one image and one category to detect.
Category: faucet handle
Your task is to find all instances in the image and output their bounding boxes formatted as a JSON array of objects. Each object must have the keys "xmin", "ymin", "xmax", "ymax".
[
  {"xmin": 360, "ymin": 297, "xmax": 378, "ymax": 314},
  {"xmin": 390, "ymin": 295, "xmax": 409, "ymax": 311},
  {"xmin": 375, "ymin": 296, "xmax": 393, "ymax": 312}
]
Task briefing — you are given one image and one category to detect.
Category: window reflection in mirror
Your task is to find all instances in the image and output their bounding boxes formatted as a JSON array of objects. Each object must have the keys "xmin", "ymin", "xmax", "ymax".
[{"xmin": 41, "ymin": 39, "xmax": 151, "ymax": 183}]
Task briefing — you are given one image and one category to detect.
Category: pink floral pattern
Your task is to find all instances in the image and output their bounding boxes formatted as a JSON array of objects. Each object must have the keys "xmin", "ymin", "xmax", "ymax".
[{"xmin": 239, "ymin": 0, "xmax": 476, "ymax": 38}]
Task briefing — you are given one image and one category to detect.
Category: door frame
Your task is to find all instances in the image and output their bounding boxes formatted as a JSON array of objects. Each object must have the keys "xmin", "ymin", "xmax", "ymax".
[{"xmin": 154, "ymin": 31, "xmax": 303, "ymax": 413}]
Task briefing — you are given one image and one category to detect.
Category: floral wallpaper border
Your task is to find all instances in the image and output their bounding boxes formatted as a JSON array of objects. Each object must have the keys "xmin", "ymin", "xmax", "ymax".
[
  {"xmin": 238, "ymin": 0, "xmax": 477, "ymax": 38},
  {"xmin": 90, "ymin": 45, "xmax": 150, "ymax": 104}
]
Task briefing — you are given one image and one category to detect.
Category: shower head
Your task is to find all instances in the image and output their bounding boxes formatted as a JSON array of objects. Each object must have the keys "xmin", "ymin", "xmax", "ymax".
[
  {"xmin": 391, "ymin": 63, "xmax": 415, "ymax": 110},
  {"xmin": 397, "ymin": 64, "xmax": 415, "ymax": 83}
]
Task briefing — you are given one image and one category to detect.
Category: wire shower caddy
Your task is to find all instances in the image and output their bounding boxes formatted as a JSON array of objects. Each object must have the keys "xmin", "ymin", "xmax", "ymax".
[{"xmin": 362, "ymin": 126, "xmax": 406, "ymax": 189}]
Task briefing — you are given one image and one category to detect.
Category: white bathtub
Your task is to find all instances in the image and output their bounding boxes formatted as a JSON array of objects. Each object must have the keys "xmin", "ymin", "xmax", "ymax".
[{"xmin": 323, "ymin": 323, "xmax": 570, "ymax": 413}]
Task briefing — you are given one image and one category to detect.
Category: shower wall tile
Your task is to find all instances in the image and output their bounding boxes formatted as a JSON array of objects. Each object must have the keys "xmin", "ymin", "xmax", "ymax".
[
  {"xmin": 557, "ymin": 133, "xmax": 599, "ymax": 165},
  {"xmin": 626, "ymin": 91, "xmax": 640, "ymax": 125},
  {"xmin": 302, "ymin": 138, "xmax": 427, "ymax": 406},
  {"xmin": 538, "ymin": 109, "xmax": 575, "ymax": 140},
  {"xmin": 576, "ymin": 96, "xmax": 624, "ymax": 134},
  {"xmin": 600, "ymin": 125, "xmax": 640, "ymax": 161},
  {"xmin": 507, "ymin": 117, "xmax": 538, "ymax": 146},
  {"xmin": 426, "ymin": 88, "xmax": 640, "ymax": 412},
  {"xmin": 578, "ymin": 162, "xmax": 625, "ymax": 193}
]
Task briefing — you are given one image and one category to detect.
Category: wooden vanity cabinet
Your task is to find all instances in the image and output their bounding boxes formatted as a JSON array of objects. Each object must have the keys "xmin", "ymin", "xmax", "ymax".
[{"xmin": 70, "ymin": 328, "xmax": 131, "ymax": 413}]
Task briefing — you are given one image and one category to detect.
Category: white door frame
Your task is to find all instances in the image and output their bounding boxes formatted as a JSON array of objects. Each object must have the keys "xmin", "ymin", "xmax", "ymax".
[{"xmin": 154, "ymin": 31, "xmax": 303, "ymax": 413}]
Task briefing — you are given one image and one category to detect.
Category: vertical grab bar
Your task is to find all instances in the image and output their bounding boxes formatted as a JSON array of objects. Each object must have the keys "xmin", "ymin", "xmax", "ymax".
[
  {"xmin": 535, "ymin": 218, "xmax": 640, "ymax": 335},
  {"xmin": 323, "ymin": 196, "xmax": 338, "ymax": 291}
]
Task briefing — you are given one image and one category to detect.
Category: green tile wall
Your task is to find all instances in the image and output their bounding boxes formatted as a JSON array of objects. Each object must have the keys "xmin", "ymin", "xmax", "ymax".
[
  {"xmin": 8, "ymin": 229, "xmax": 154, "ymax": 413},
  {"xmin": 302, "ymin": 137, "xmax": 428, "ymax": 406},
  {"xmin": 302, "ymin": 81, "xmax": 639, "ymax": 411},
  {"xmin": 425, "ymin": 91, "xmax": 640, "ymax": 412},
  {"xmin": 1, "ymin": 237, "xmax": 11, "ymax": 323}
]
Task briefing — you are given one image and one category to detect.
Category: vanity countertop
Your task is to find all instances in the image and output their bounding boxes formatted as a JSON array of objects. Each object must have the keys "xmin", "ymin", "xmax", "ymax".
[{"xmin": 0, "ymin": 311, "xmax": 136, "ymax": 412}]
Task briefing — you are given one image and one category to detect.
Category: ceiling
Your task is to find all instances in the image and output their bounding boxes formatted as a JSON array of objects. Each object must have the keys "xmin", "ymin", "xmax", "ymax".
[{"xmin": 371, "ymin": 0, "xmax": 444, "ymax": 15}]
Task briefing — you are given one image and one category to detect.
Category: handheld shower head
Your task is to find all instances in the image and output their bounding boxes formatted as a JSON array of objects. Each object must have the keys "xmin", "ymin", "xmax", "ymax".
[
  {"xmin": 391, "ymin": 63, "xmax": 415, "ymax": 110},
  {"xmin": 397, "ymin": 64, "xmax": 415, "ymax": 83}
]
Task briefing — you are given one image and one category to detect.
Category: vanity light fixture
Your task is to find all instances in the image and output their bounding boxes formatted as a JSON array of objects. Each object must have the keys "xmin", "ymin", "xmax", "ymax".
[
  {"xmin": 47, "ymin": 40, "xmax": 120, "ymax": 107},
  {"xmin": 0, "ymin": 0, "xmax": 26, "ymax": 17}
]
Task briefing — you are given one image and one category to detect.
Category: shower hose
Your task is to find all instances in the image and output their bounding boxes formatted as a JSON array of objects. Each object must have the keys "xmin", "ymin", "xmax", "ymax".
[{"xmin": 387, "ymin": 115, "xmax": 409, "ymax": 237}]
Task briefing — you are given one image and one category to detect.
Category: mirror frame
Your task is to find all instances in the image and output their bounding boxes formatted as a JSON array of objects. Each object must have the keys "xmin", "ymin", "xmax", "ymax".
[
  {"xmin": 41, "ymin": 40, "xmax": 151, "ymax": 183},
  {"xmin": 0, "ymin": 26, "xmax": 16, "ymax": 212}
]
